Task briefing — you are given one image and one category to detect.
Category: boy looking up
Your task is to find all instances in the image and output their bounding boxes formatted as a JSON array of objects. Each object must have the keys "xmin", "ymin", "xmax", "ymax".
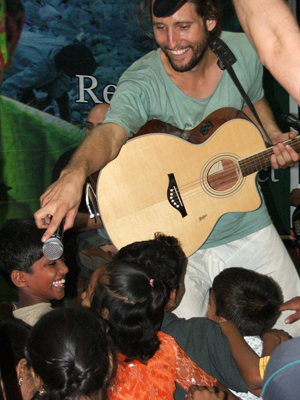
[{"xmin": 0, "ymin": 219, "xmax": 68, "ymax": 325}]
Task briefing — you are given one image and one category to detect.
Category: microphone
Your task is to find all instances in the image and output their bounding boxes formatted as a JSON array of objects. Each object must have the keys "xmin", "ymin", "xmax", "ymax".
[
  {"xmin": 280, "ymin": 113, "xmax": 300, "ymax": 132},
  {"xmin": 42, "ymin": 220, "xmax": 64, "ymax": 260}
]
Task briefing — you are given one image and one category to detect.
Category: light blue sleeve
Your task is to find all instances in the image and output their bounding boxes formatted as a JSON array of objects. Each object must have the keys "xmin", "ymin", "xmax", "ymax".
[{"xmin": 103, "ymin": 77, "xmax": 150, "ymax": 138}]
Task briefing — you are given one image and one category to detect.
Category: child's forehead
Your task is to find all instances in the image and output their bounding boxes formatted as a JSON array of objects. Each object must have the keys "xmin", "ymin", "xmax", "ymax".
[
  {"xmin": 31, "ymin": 256, "xmax": 61, "ymax": 270},
  {"xmin": 31, "ymin": 255, "xmax": 50, "ymax": 267}
]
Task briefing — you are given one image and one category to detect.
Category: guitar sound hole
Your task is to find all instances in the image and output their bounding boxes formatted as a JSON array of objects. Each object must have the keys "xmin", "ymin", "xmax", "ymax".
[{"xmin": 207, "ymin": 159, "xmax": 239, "ymax": 191}]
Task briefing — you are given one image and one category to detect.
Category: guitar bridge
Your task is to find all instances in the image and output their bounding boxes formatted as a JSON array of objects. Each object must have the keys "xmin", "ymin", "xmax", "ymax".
[{"xmin": 167, "ymin": 174, "xmax": 187, "ymax": 218}]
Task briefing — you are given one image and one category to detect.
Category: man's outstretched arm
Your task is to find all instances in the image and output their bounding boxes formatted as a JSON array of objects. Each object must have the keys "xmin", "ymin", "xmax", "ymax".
[
  {"xmin": 233, "ymin": 0, "xmax": 300, "ymax": 106},
  {"xmin": 34, "ymin": 122, "xmax": 127, "ymax": 242}
]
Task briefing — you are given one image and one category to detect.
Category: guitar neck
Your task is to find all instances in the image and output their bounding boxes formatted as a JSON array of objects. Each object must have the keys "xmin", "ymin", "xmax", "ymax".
[{"xmin": 239, "ymin": 135, "xmax": 300, "ymax": 176}]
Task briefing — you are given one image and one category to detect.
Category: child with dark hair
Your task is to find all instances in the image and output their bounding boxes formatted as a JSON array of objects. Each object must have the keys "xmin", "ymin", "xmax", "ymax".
[
  {"xmin": 116, "ymin": 233, "xmax": 187, "ymax": 298},
  {"xmin": 207, "ymin": 267, "xmax": 284, "ymax": 400},
  {"xmin": 208, "ymin": 267, "xmax": 283, "ymax": 336},
  {"xmin": 91, "ymin": 259, "xmax": 238, "ymax": 400},
  {"xmin": 0, "ymin": 219, "xmax": 68, "ymax": 325},
  {"xmin": 114, "ymin": 235, "xmax": 265, "ymax": 398},
  {"xmin": 25, "ymin": 307, "xmax": 115, "ymax": 400}
]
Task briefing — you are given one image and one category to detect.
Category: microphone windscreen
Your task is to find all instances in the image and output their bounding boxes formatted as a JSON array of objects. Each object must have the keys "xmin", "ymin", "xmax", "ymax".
[{"xmin": 42, "ymin": 237, "xmax": 64, "ymax": 261}]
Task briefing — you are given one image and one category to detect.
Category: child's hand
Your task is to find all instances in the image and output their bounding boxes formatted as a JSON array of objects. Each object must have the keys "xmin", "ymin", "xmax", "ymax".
[
  {"xmin": 261, "ymin": 329, "xmax": 292, "ymax": 356},
  {"xmin": 185, "ymin": 385, "xmax": 227, "ymax": 400},
  {"xmin": 262, "ymin": 329, "xmax": 292, "ymax": 343}
]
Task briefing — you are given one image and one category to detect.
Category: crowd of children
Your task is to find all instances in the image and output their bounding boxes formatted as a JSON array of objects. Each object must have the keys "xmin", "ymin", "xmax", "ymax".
[{"xmin": 0, "ymin": 218, "xmax": 299, "ymax": 399}]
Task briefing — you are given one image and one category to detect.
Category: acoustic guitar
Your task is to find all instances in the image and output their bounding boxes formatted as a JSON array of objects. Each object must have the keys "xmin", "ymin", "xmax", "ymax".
[{"xmin": 95, "ymin": 107, "xmax": 299, "ymax": 257}]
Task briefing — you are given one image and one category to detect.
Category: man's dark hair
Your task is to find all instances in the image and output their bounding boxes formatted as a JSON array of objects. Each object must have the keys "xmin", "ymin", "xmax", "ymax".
[
  {"xmin": 137, "ymin": 0, "xmax": 222, "ymax": 42},
  {"xmin": 0, "ymin": 219, "xmax": 44, "ymax": 290},
  {"xmin": 55, "ymin": 44, "xmax": 97, "ymax": 76},
  {"xmin": 212, "ymin": 267, "xmax": 283, "ymax": 336},
  {"xmin": 115, "ymin": 233, "xmax": 187, "ymax": 292}
]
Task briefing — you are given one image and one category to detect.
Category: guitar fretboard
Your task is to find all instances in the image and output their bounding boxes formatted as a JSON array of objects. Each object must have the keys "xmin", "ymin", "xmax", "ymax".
[{"xmin": 239, "ymin": 136, "xmax": 300, "ymax": 176}]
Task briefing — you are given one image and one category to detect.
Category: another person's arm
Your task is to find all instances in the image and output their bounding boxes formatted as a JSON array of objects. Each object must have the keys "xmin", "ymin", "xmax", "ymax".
[
  {"xmin": 280, "ymin": 296, "xmax": 300, "ymax": 324},
  {"xmin": 34, "ymin": 122, "xmax": 127, "ymax": 241},
  {"xmin": 218, "ymin": 321, "xmax": 261, "ymax": 394},
  {"xmin": 233, "ymin": 0, "xmax": 300, "ymax": 106},
  {"xmin": 261, "ymin": 329, "xmax": 291, "ymax": 355}
]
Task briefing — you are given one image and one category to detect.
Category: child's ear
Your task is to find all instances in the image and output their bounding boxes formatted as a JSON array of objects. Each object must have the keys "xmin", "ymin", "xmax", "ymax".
[
  {"xmin": 11, "ymin": 270, "xmax": 28, "ymax": 288},
  {"xmin": 16, "ymin": 358, "xmax": 28, "ymax": 381},
  {"xmin": 167, "ymin": 289, "xmax": 177, "ymax": 309}
]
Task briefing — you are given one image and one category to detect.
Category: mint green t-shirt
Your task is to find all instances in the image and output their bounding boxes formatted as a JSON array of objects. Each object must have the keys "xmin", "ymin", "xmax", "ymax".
[{"xmin": 104, "ymin": 31, "xmax": 271, "ymax": 248}]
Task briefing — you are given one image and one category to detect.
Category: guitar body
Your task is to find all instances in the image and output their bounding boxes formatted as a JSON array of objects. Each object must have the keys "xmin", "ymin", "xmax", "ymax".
[{"xmin": 97, "ymin": 110, "xmax": 266, "ymax": 257}]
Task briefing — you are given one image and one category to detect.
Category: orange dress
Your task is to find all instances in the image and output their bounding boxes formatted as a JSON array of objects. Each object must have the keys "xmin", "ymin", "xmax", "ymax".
[{"xmin": 108, "ymin": 331, "xmax": 217, "ymax": 400}]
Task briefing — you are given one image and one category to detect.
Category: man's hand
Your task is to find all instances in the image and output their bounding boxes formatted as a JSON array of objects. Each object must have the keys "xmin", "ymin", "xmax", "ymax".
[
  {"xmin": 34, "ymin": 169, "xmax": 86, "ymax": 242},
  {"xmin": 186, "ymin": 386, "xmax": 227, "ymax": 400},
  {"xmin": 280, "ymin": 296, "xmax": 300, "ymax": 324},
  {"xmin": 270, "ymin": 131, "xmax": 299, "ymax": 170}
]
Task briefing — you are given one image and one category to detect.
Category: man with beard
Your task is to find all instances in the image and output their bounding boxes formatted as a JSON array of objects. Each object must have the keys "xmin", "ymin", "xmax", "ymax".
[{"xmin": 35, "ymin": 0, "xmax": 300, "ymax": 336}]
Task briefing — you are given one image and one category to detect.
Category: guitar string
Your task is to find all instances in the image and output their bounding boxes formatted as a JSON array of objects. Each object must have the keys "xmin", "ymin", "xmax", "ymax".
[
  {"xmin": 174, "ymin": 150, "xmax": 273, "ymax": 203},
  {"xmin": 96, "ymin": 138, "xmax": 300, "ymax": 209},
  {"xmin": 177, "ymin": 137, "xmax": 295, "ymax": 194},
  {"xmin": 175, "ymin": 137, "xmax": 300, "ymax": 204},
  {"xmin": 177, "ymin": 169, "xmax": 242, "ymax": 203},
  {"xmin": 180, "ymin": 135, "xmax": 300, "ymax": 198}
]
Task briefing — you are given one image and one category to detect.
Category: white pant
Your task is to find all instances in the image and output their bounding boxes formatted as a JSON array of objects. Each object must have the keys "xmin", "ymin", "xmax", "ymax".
[{"xmin": 174, "ymin": 224, "xmax": 300, "ymax": 337}]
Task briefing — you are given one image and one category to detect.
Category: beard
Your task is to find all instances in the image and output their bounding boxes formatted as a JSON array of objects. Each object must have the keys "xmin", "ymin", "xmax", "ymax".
[{"xmin": 160, "ymin": 30, "xmax": 210, "ymax": 73}]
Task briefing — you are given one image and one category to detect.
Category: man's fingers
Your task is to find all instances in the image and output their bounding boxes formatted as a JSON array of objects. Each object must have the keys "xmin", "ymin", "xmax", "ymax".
[
  {"xmin": 271, "ymin": 143, "xmax": 299, "ymax": 169},
  {"xmin": 35, "ymin": 205, "xmax": 77, "ymax": 242},
  {"xmin": 63, "ymin": 209, "xmax": 78, "ymax": 231},
  {"xmin": 280, "ymin": 296, "xmax": 300, "ymax": 311},
  {"xmin": 279, "ymin": 297, "xmax": 300, "ymax": 324},
  {"xmin": 288, "ymin": 131, "xmax": 297, "ymax": 140},
  {"xmin": 35, "ymin": 210, "xmax": 63, "ymax": 242}
]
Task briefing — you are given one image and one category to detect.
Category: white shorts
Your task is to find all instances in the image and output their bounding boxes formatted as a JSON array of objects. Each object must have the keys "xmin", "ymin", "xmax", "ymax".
[{"xmin": 174, "ymin": 224, "xmax": 300, "ymax": 337}]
